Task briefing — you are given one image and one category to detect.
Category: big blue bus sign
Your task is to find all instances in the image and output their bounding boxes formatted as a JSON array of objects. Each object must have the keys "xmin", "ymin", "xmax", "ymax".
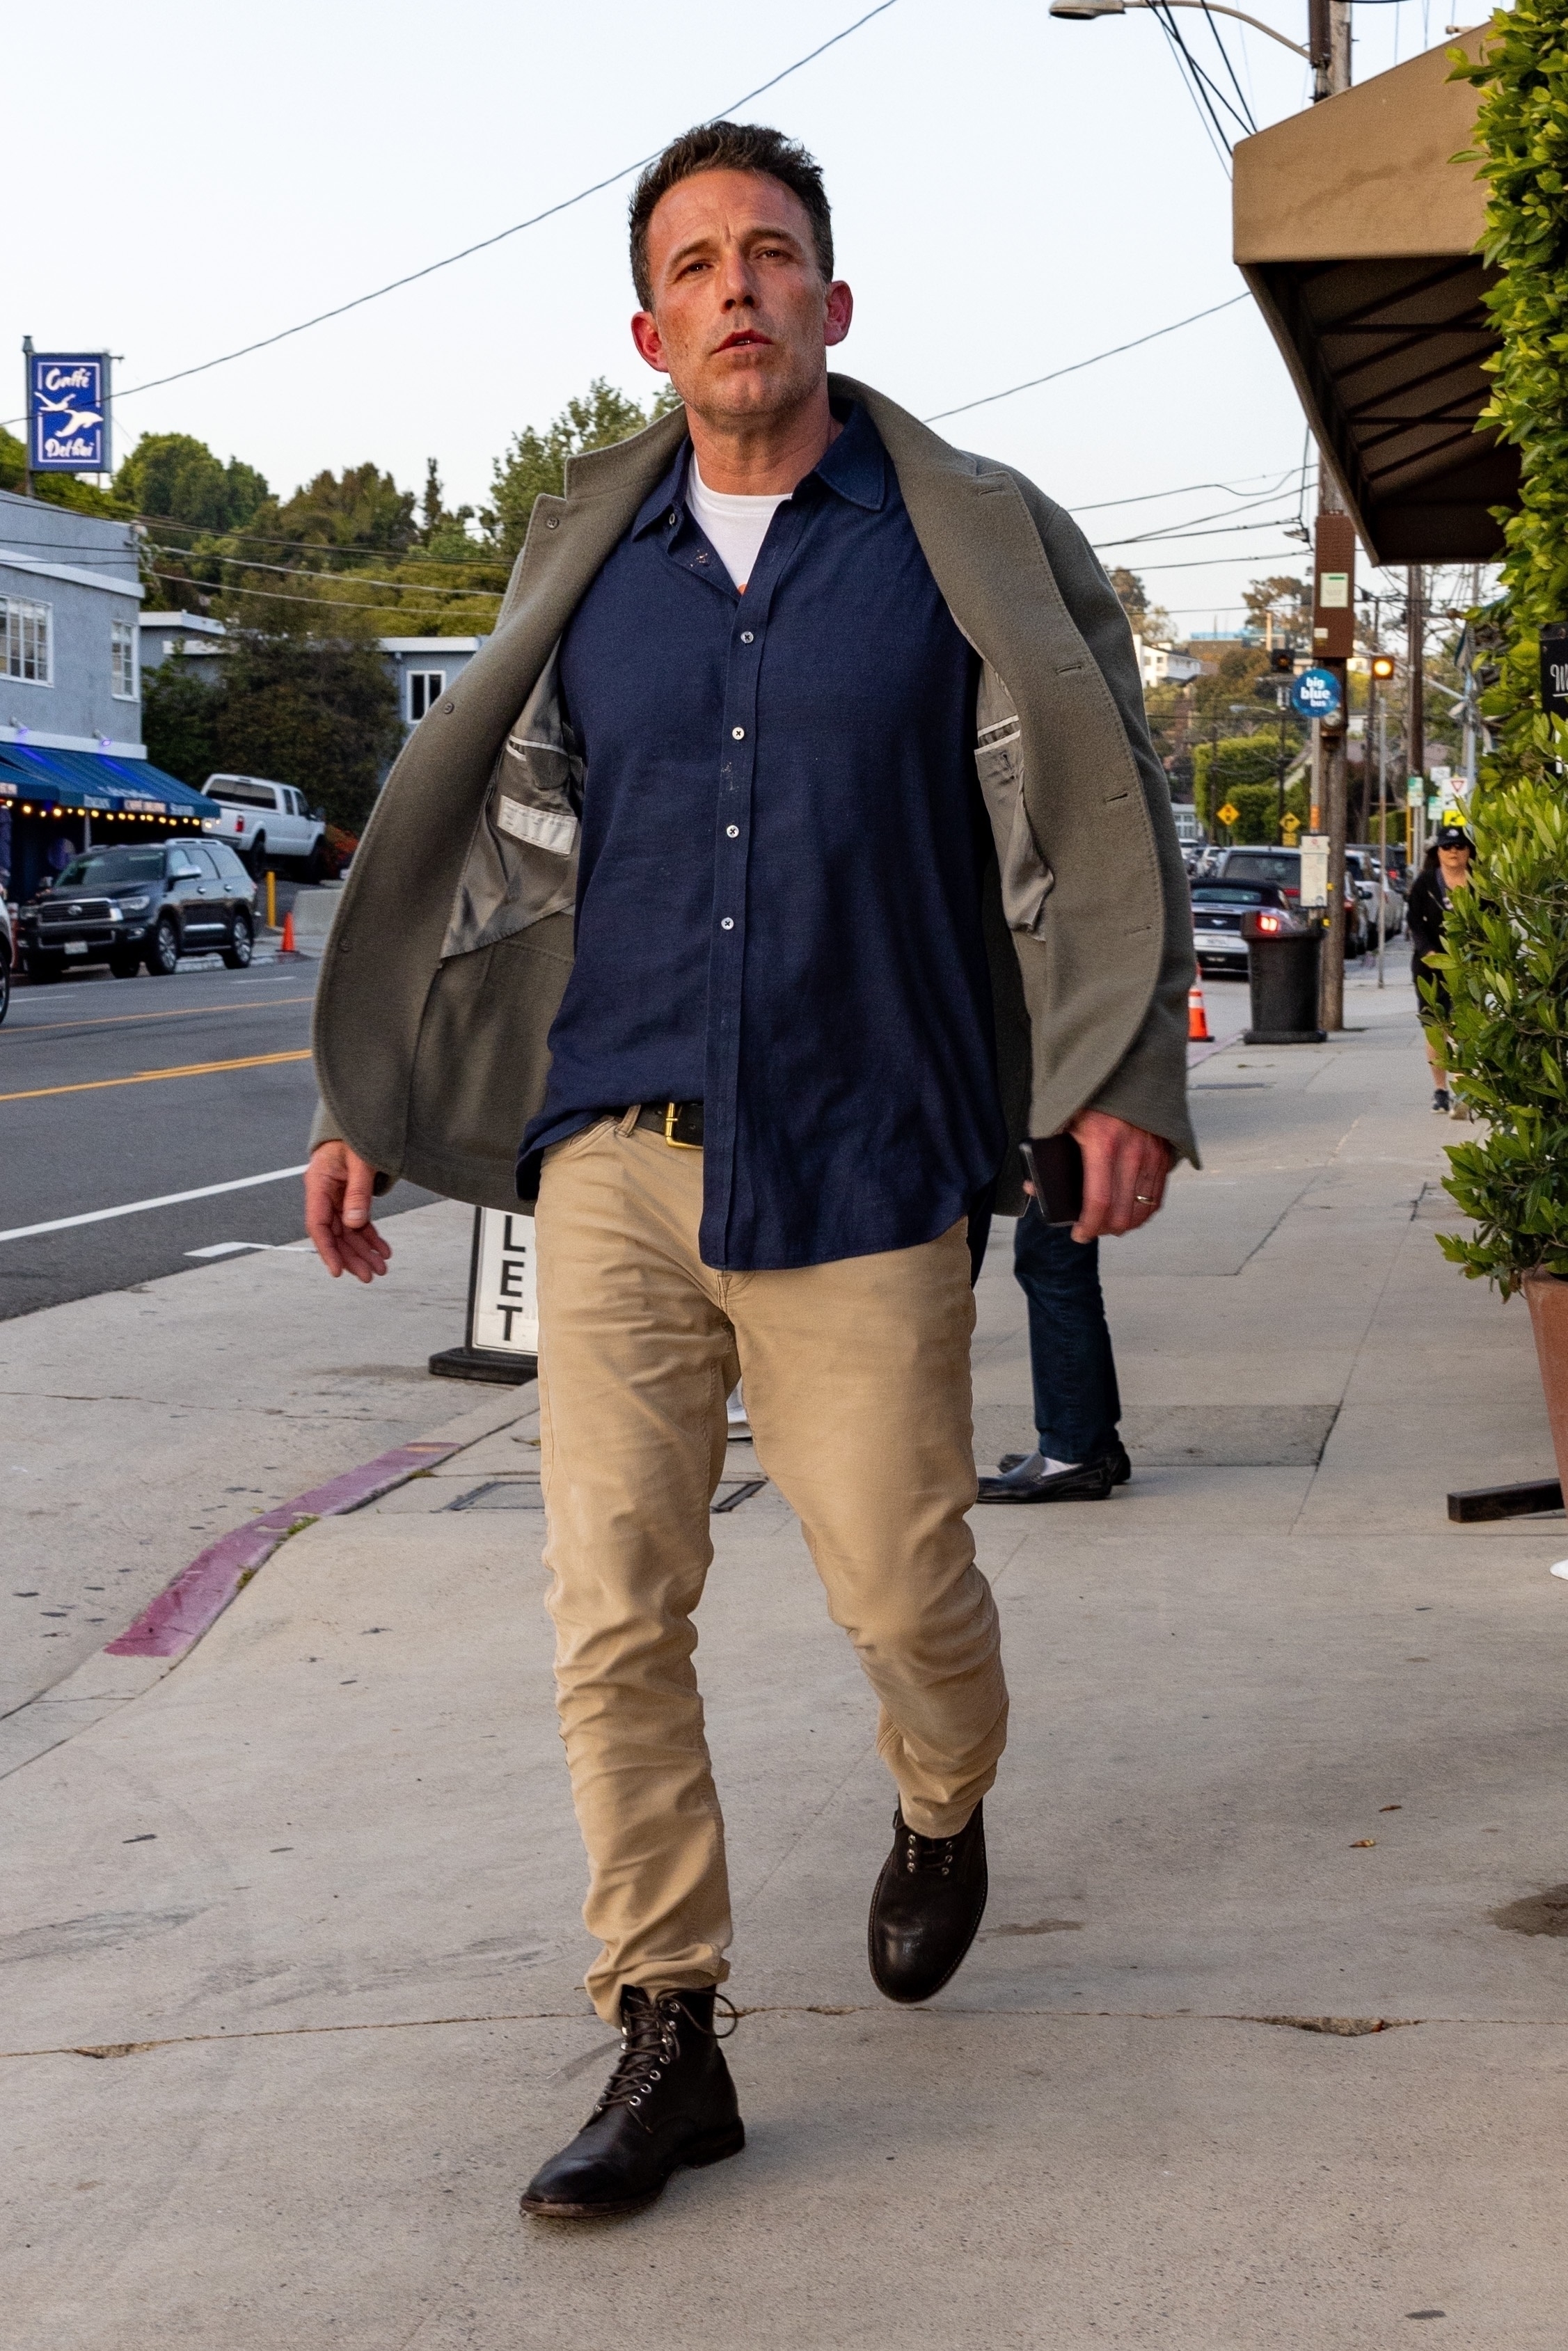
[
  {"xmin": 29, "ymin": 352, "xmax": 111, "ymax": 472},
  {"xmin": 1290, "ymin": 665, "xmax": 1343, "ymax": 722}
]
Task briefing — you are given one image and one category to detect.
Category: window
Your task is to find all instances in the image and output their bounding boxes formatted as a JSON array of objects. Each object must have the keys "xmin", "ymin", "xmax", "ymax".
[
  {"xmin": 409, "ymin": 670, "xmax": 445, "ymax": 721},
  {"xmin": 206, "ymin": 777, "xmax": 278, "ymax": 809},
  {"xmin": 111, "ymin": 618, "xmax": 137, "ymax": 699},
  {"xmin": 1, "ymin": 596, "xmax": 52, "ymax": 684}
]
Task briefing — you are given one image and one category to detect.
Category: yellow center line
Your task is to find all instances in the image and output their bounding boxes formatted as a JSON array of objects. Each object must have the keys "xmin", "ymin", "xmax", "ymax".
[
  {"xmin": 13, "ymin": 995, "xmax": 315, "ymax": 1038},
  {"xmin": 0, "ymin": 1050, "xmax": 312, "ymax": 1107}
]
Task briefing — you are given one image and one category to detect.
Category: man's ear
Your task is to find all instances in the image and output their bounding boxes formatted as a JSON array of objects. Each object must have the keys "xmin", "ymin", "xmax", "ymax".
[
  {"xmin": 823, "ymin": 280, "xmax": 854, "ymax": 351},
  {"xmin": 631, "ymin": 310, "xmax": 667, "ymax": 372}
]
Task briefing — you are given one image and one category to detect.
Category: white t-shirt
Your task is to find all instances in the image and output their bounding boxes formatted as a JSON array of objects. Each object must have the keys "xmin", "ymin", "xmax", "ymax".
[{"xmin": 688, "ymin": 459, "xmax": 790, "ymax": 592}]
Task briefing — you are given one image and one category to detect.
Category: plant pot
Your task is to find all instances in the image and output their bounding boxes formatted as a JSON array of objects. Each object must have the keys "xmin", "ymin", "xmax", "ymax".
[{"xmin": 1523, "ymin": 1272, "xmax": 1568, "ymax": 1494}]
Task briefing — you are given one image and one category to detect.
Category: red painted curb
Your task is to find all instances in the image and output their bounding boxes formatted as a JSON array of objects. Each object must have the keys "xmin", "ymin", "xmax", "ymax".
[{"xmin": 106, "ymin": 1441, "xmax": 462, "ymax": 1660}]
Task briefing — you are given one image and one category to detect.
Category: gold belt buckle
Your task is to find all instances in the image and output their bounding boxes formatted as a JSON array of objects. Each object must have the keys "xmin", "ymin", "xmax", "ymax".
[{"xmin": 663, "ymin": 1101, "xmax": 702, "ymax": 1150}]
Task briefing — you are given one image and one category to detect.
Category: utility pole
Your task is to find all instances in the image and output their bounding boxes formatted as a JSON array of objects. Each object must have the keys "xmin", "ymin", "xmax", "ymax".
[
  {"xmin": 1307, "ymin": 0, "xmax": 1352, "ymax": 1029},
  {"xmin": 1407, "ymin": 564, "xmax": 1426, "ymax": 866}
]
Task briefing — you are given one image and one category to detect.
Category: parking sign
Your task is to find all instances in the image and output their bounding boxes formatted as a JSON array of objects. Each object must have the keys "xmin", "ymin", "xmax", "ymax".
[{"xmin": 29, "ymin": 352, "xmax": 111, "ymax": 472}]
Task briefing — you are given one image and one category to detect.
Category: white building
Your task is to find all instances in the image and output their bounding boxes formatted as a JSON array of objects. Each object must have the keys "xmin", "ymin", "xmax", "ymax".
[{"xmin": 1137, "ymin": 640, "xmax": 1203, "ymax": 691}]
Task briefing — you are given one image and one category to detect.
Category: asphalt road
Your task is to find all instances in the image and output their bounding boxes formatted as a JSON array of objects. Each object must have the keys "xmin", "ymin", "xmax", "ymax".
[{"xmin": 0, "ymin": 951, "xmax": 438, "ymax": 1320}]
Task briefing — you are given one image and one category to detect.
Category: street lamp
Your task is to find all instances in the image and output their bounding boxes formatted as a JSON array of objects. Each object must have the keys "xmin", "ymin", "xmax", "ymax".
[{"xmin": 1047, "ymin": 0, "xmax": 1310, "ymax": 61}]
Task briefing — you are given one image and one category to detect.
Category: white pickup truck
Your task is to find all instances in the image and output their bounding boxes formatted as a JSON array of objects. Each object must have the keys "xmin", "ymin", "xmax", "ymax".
[{"xmin": 200, "ymin": 775, "xmax": 328, "ymax": 878}]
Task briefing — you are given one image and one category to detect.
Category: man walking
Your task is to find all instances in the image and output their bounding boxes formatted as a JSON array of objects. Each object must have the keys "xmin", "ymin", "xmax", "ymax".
[{"xmin": 305, "ymin": 121, "xmax": 1194, "ymax": 2219}]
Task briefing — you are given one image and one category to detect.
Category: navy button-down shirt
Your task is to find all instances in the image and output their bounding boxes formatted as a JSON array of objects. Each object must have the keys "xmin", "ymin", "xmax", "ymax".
[{"xmin": 520, "ymin": 402, "xmax": 1005, "ymax": 1270}]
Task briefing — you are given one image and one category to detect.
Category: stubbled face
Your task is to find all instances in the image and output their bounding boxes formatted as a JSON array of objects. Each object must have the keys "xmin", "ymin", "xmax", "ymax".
[
  {"xmin": 1437, "ymin": 845, "xmax": 1471, "ymax": 887},
  {"xmin": 631, "ymin": 168, "xmax": 852, "ymax": 425}
]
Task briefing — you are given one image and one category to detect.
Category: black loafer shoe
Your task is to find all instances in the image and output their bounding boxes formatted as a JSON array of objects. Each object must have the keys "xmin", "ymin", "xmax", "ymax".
[
  {"xmin": 520, "ymin": 1987, "xmax": 743, "ymax": 2220},
  {"xmin": 996, "ymin": 1441, "xmax": 1131, "ymax": 1487},
  {"xmin": 869, "ymin": 1801, "xmax": 988, "ymax": 2004},
  {"xmin": 976, "ymin": 1446, "xmax": 1122, "ymax": 1502}
]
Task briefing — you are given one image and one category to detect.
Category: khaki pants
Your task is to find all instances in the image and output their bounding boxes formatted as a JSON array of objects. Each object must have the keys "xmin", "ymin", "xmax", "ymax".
[{"xmin": 534, "ymin": 1114, "xmax": 1008, "ymax": 2021}]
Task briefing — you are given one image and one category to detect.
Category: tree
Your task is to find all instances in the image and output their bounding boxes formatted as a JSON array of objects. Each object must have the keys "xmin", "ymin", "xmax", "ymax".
[
  {"xmin": 1107, "ymin": 564, "xmax": 1173, "ymax": 646},
  {"xmin": 141, "ymin": 656, "xmax": 219, "ymax": 788},
  {"xmin": 1242, "ymin": 574, "xmax": 1308, "ymax": 649},
  {"xmin": 0, "ymin": 425, "xmax": 130, "ymax": 516},
  {"xmin": 209, "ymin": 633, "xmax": 403, "ymax": 832},
  {"xmin": 484, "ymin": 378, "xmax": 681, "ymax": 564},
  {"xmin": 260, "ymin": 464, "xmax": 419, "ymax": 565},
  {"xmin": 1193, "ymin": 733, "xmax": 1305, "ymax": 841},
  {"xmin": 114, "ymin": 432, "xmax": 269, "ymax": 533}
]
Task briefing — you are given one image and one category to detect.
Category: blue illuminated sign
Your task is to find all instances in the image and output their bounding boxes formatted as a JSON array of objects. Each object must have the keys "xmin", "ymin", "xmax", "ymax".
[
  {"xmin": 29, "ymin": 352, "xmax": 110, "ymax": 472},
  {"xmin": 1290, "ymin": 665, "xmax": 1343, "ymax": 720}
]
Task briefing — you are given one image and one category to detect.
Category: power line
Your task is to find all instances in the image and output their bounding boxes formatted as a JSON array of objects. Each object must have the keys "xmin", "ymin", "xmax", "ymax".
[
  {"xmin": 1095, "ymin": 515, "xmax": 1298, "ymax": 552},
  {"xmin": 145, "ymin": 541, "xmax": 502, "ymax": 598},
  {"xmin": 1, "ymin": 0, "xmax": 901, "ymax": 427},
  {"xmin": 921, "ymin": 292, "xmax": 1250, "ymax": 423},
  {"xmin": 1074, "ymin": 466, "xmax": 1299, "ymax": 513},
  {"xmin": 146, "ymin": 566, "xmax": 493, "ymax": 618}
]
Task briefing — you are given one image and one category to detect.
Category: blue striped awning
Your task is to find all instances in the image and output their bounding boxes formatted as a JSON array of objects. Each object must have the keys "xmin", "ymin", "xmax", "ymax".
[{"xmin": 0, "ymin": 742, "xmax": 218, "ymax": 821}]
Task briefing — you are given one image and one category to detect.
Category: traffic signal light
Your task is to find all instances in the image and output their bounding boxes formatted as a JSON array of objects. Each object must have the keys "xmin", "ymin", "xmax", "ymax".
[
  {"xmin": 1269, "ymin": 646, "xmax": 1294, "ymax": 674},
  {"xmin": 1370, "ymin": 653, "xmax": 1396, "ymax": 681}
]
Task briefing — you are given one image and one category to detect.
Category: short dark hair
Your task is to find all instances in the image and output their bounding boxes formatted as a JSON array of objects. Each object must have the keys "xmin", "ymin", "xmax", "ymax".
[{"xmin": 628, "ymin": 121, "xmax": 834, "ymax": 309}]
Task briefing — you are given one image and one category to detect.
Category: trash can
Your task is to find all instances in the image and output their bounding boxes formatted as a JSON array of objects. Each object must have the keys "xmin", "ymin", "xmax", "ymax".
[{"xmin": 1241, "ymin": 909, "xmax": 1326, "ymax": 1043}]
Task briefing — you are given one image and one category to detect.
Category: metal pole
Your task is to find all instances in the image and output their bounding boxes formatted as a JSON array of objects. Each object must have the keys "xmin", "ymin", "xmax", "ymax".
[
  {"xmin": 1407, "ymin": 565, "xmax": 1425, "ymax": 876},
  {"xmin": 21, "ymin": 336, "xmax": 33, "ymax": 500}
]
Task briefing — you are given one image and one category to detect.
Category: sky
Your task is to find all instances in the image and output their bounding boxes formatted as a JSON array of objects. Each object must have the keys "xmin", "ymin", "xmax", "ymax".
[{"xmin": 6, "ymin": 0, "xmax": 1484, "ymax": 631}]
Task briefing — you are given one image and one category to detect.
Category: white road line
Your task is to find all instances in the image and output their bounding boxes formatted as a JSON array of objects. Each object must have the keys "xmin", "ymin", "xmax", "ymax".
[{"xmin": 0, "ymin": 1165, "xmax": 309, "ymax": 1246}]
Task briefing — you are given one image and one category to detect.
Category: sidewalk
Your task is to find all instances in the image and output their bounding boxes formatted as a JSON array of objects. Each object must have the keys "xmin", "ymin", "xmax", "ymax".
[{"xmin": 7, "ymin": 967, "xmax": 1568, "ymax": 2350}]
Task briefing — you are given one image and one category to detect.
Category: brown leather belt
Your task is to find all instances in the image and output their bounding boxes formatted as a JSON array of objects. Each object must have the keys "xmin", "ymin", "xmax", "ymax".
[{"xmin": 633, "ymin": 1100, "xmax": 704, "ymax": 1149}]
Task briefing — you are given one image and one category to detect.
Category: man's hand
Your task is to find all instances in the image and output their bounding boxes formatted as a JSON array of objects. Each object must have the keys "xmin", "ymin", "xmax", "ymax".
[
  {"xmin": 304, "ymin": 1140, "xmax": 393, "ymax": 1283},
  {"xmin": 1066, "ymin": 1108, "xmax": 1172, "ymax": 1243}
]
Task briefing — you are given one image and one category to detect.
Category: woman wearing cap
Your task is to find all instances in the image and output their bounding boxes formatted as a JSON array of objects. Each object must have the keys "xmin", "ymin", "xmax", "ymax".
[{"xmin": 1406, "ymin": 818, "xmax": 1473, "ymax": 1116}]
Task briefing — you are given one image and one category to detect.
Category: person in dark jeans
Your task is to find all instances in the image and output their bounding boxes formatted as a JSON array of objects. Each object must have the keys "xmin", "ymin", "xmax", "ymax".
[{"xmin": 976, "ymin": 1208, "xmax": 1131, "ymax": 1502}]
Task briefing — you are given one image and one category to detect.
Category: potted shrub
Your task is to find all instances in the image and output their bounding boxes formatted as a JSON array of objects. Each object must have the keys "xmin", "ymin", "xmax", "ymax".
[
  {"xmin": 1435, "ymin": 763, "xmax": 1568, "ymax": 1480},
  {"xmin": 1438, "ymin": 8, "xmax": 1568, "ymax": 1481}
]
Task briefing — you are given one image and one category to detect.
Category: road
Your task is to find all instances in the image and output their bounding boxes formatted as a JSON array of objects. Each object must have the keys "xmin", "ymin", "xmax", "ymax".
[{"xmin": 0, "ymin": 951, "xmax": 438, "ymax": 1320}]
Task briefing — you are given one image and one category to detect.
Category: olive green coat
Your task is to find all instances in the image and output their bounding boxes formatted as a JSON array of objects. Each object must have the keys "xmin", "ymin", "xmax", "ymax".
[{"xmin": 310, "ymin": 373, "xmax": 1196, "ymax": 1217}]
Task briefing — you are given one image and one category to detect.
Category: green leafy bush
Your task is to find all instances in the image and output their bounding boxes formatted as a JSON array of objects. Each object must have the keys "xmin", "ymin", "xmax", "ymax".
[
  {"xmin": 1434, "ymin": 757, "xmax": 1568, "ymax": 1291},
  {"xmin": 1454, "ymin": 6, "xmax": 1568, "ymax": 772},
  {"xmin": 1429, "ymin": 12, "xmax": 1568, "ymax": 1295}
]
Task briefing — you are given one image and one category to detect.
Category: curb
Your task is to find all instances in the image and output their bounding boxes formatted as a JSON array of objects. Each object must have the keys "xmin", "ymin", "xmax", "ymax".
[
  {"xmin": 105, "ymin": 1442, "xmax": 464, "ymax": 1660},
  {"xmin": 0, "ymin": 1379, "xmax": 538, "ymax": 1782}
]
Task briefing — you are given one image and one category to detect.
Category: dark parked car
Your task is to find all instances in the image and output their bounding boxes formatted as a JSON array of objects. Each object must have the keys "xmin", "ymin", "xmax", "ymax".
[
  {"xmin": 20, "ymin": 839, "xmax": 258, "ymax": 982},
  {"xmin": 1190, "ymin": 880, "xmax": 1291, "ymax": 977},
  {"xmin": 1208, "ymin": 846, "xmax": 1370, "ymax": 958}
]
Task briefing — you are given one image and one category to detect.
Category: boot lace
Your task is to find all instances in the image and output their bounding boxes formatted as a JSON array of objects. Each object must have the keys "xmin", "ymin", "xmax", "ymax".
[
  {"xmin": 900, "ymin": 1819, "xmax": 958, "ymax": 1878},
  {"xmin": 594, "ymin": 1991, "xmax": 738, "ymax": 2119}
]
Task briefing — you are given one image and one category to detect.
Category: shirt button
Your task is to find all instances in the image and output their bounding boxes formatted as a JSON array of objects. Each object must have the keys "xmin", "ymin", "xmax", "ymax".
[
  {"xmin": 741, "ymin": 631, "xmax": 754, "ymax": 644},
  {"xmin": 726, "ymin": 825, "xmax": 739, "ymax": 839},
  {"xmin": 720, "ymin": 917, "xmax": 735, "ymax": 931},
  {"xmin": 731, "ymin": 726, "xmax": 745, "ymax": 741}
]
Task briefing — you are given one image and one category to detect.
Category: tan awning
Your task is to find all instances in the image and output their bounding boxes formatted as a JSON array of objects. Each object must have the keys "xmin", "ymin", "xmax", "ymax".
[{"xmin": 1233, "ymin": 29, "xmax": 1515, "ymax": 566}]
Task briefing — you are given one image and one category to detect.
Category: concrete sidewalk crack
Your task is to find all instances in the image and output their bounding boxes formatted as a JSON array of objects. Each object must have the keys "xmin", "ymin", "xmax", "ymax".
[{"xmin": 22, "ymin": 2005, "xmax": 1568, "ymax": 2063}]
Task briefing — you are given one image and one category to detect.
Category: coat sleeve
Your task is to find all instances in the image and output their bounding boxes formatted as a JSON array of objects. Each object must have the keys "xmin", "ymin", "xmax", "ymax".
[{"xmin": 1029, "ymin": 491, "xmax": 1198, "ymax": 1160}]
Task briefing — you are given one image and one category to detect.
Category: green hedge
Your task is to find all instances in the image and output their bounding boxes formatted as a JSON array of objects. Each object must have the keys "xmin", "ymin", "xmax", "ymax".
[{"xmin": 1436, "ymin": 10, "xmax": 1568, "ymax": 1290}]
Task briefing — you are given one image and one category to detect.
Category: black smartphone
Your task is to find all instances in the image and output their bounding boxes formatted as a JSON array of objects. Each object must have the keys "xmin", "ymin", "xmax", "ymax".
[{"xmin": 1019, "ymin": 1133, "xmax": 1084, "ymax": 1227}]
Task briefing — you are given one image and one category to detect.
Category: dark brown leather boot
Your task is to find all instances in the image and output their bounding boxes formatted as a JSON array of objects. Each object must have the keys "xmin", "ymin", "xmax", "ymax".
[
  {"xmin": 519, "ymin": 1987, "xmax": 743, "ymax": 2220},
  {"xmin": 868, "ymin": 1801, "xmax": 988, "ymax": 2003}
]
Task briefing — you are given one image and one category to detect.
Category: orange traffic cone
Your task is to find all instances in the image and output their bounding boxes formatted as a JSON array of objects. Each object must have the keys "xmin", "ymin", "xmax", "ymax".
[
  {"xmin": 1187, "ymin": 977, "xmax": 1212, "ymax": 1043},
  {"xmin": 280, "ymin": 910, "xmax": 298, "ymax": 958}
]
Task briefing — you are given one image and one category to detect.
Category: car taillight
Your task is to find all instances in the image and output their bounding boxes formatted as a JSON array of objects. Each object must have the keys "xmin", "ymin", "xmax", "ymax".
[
  {"xmin": 235, "ymin": 816, "xmax": 246, "ymax": 832},
  {"xmin": 1257, "ymin": 912, "xmax": 1283, "ymax": 933}
]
